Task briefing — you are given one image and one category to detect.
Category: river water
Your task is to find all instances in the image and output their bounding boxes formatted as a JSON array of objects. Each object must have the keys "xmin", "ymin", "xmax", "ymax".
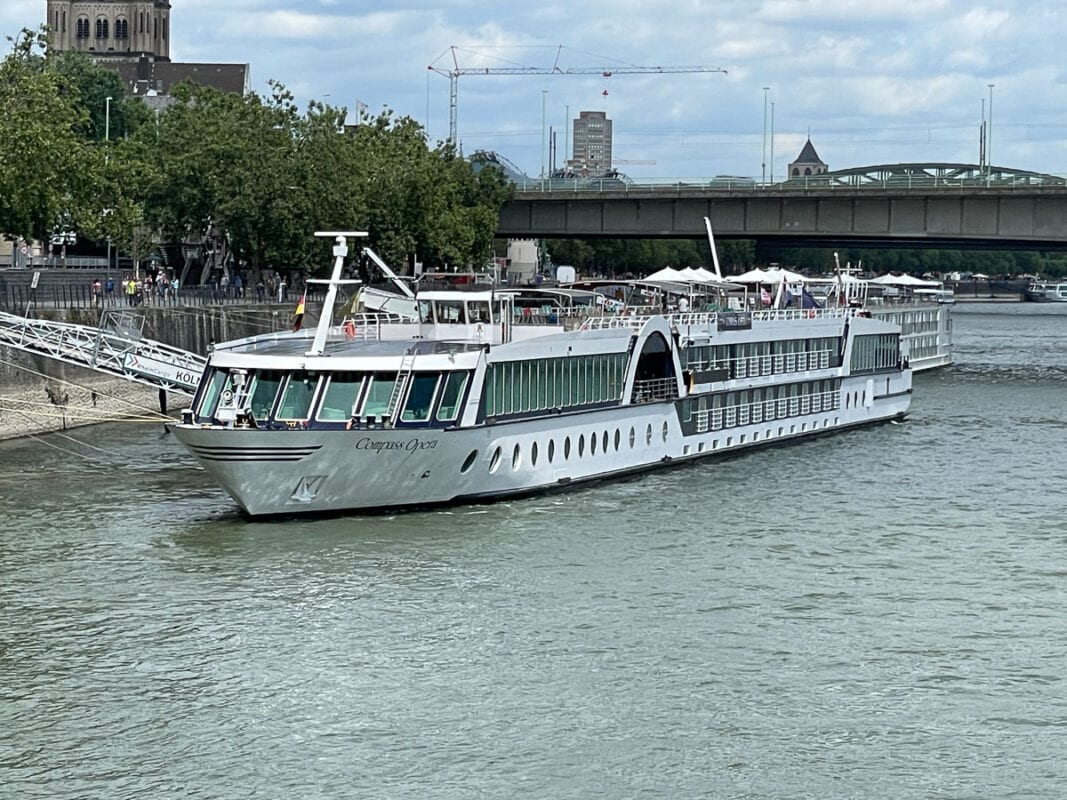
[{"xmin": 2, "ymin": 303, "xmax": 1066, "ymax": 799}]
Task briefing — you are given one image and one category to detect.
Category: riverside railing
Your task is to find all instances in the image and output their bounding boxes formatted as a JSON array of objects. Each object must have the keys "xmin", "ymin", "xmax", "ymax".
[{"xmin": 0, "ymin": 284, "xmax": 328, "ymax": 315}]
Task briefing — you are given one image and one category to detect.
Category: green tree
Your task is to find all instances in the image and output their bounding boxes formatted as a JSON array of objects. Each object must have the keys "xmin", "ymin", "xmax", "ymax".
[
  {"xmin": 0, "ymin": 28, "xmax": 103, "ymax": 240},
  {"xmin": 46, "ymin": 50, "xmax": 150, "ymax": 141}
]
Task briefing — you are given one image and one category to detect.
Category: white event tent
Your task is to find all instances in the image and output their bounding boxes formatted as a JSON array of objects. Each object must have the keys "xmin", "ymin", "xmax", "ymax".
[
  {"xmin": 869, "ymin": 273, "xmax": 941, "ymax": 287},
  {"xmin": 729, "ymin": 267, "xmax": 808, "ymax": 284}
]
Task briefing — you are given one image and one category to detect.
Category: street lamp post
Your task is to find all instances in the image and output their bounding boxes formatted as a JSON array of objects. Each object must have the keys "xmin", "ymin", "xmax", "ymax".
[
  {"xmin": 105, "ymin": 96, "xmax": 112, "ymax": 142},
  {"xmin": 770, "ymin": 101, "xmax": 775, "ymax": 184},
  {"xmin": 761, "ymin": 87, "xmax": 770, "ymax": 185},
  {"xmin": 987, "ymin": 84, "xmax": 994, "ymax": 175},
  {"xmin": 540, "ymin": 89, "xmax": 548, "ymax": 189}
]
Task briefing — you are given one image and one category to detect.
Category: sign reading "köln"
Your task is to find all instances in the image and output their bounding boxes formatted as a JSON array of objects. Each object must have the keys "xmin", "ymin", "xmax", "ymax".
[{"xmin": 123, "ymin": 353, "xmax": 200, "ymax": 390}]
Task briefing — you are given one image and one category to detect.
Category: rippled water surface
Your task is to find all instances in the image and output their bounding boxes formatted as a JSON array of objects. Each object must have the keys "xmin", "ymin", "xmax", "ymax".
[{"xmin": 2, "ymin": 303, "xmax": 1066, "ymax": 799}]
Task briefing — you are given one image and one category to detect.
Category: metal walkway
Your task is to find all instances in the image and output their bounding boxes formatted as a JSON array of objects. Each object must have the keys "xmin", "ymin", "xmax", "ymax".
[{"xmin": 0, "ymin": 309, "xmax": 205, "ymax": 396}]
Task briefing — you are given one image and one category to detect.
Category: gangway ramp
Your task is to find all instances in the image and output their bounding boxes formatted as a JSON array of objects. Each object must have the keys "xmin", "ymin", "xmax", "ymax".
[{"xmin": 0, "ymin": 310, "xmax": 205, "ymax": 396}]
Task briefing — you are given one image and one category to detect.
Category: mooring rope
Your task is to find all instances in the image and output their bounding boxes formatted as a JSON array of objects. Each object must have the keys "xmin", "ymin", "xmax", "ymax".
[{"xmin": 0, "ymin": 353, "xmax": 176, "ymax": 421}]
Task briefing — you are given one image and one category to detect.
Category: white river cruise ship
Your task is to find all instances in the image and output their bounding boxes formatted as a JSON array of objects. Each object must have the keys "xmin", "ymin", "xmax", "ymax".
[{"xmin": 172, "ymin": 233, "xmax": 913, "ymax": 516}]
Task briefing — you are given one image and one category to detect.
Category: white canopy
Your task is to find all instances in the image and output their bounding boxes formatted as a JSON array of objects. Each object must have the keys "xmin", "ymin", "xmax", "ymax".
[
  {"xmin": 645, "ymin": 267, "xmax": 689, "ymax": 282},
  {"xmin": 870, "ymin": 273, "xmax": 941, "ymax": 287},
  {"xmin": 678, "ymin": 266, "xmax": 720, "ymax": 282},
  {"xmin": 730, "ymin": 267, "xmax": 808, "ymax": 284}
]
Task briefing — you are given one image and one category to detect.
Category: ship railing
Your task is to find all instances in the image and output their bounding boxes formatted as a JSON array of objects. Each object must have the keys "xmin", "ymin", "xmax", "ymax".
[
  {"xmin": 335, "ymin": 313, "xmax": 406, "ymax": 341},
  {"xmin": 632, "ymin": 377, "xmax": 679, "ymax": 403},
  {"xmin": 580, "ymin": 310, "xmax": 720, "ymax": 331},
  {"xmin": 751, "ymin": 307, "xmax": 853, "ymax": 322}
]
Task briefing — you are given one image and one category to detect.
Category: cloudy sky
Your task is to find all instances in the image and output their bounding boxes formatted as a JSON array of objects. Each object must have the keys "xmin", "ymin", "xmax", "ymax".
[{"xmin": 5, "ymin": 1, "xmax": 1066, "ymax": 180}]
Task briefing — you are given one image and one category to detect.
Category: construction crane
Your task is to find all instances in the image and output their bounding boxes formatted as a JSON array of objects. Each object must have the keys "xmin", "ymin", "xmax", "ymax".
[{"xmin": 428, "ymin": 46, "xmax": 727, "ymax": 144}]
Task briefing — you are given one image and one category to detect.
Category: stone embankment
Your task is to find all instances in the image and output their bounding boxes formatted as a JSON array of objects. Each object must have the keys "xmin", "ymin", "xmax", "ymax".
[{"xmin": 0, "ymin": 303, "xmax": 293, "ymax": 441}]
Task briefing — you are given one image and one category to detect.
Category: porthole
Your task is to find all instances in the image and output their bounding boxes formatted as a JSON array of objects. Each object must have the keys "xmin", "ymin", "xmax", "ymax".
[
  {"xmin": 590, "ymin": 433, "xmax": 597, "ymax": 455},
  {"xmin": 614, "ymin": 429, "xmax": 621, "ymax": 451},
  {"xmin": 602, "ymin": 431, "xmax": 609, "ymax": 452},
  {"xmin": 646, "ymin": 424, "xmax": 653, "ymax": 445},
  {"xmin": 531, "ymin": 441, "xmax": 539, "ymax": 466},
  {"xmin": 564, "ymin": 436, "xmax": 571, "ymax": 459},
  {"xmin": 548, "ymin": 439, "xmax": 556, "ymax": 463},
  {"xmin": 662, "ymin": 421, "xmax": 669, "ymax": 442},
  {"xmin": 578, "ymin": 434, "xmax": 585, "ymax": 457},
  {"xmin": 512, "ymin": 443, "xmax": 522, "ymax": 471},
  {"xmin": 629, "ymin": 427, "xmax": 636, "ymax": 448},
  {"xmin": 489, "ymin": 446, "xmax": 502, "ymax": 474},
  {"xmin": 460, "ymin": 449, "xmax": 478, "ymax": 474}
]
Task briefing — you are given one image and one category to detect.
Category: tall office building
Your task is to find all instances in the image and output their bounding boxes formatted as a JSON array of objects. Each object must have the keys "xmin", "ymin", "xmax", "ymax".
[{"xmin": 569, "ymin": 111, "xmax": 613, "ymax": 174}]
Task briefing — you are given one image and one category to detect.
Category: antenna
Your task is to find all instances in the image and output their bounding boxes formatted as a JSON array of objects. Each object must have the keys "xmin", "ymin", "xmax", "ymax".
[{"xmin": 704, "ymin": 216, "xmax": 722, "ymax": 279}]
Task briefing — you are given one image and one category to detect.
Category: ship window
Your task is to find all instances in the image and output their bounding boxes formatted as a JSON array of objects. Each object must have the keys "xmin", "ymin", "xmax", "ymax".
[
  {"xmin": 194, "ymin": 368, "xmax": 227, "ymax": 419},
  {"xmin": 548, "ymin": 439, "xmax": 555, "ymax": 462},
  {"xmin": 316, "ymin": 373, "xmax": 365, "ymax": 422},
  {"xmin": 578, "ymin": 435, "xmax": 585, "ymax": 457},
  {"xmin": 469, "ymin": 300, "xmax": 491, "ymax": 323},
  {"xmin": 460, "ymin": 450, "xmax": 478, "ymax": 474},
  {"xmin": 512, "ymin": 443, "xmax": 522, "ymax": 470},
  {"xmin": 531, "ymin": 441, "xmax": 539, "ymax": 466},
  {"xmin": 489, "ymin": 446, "xmax": 502, "ymax": 474},
  {"xmin": 401, "ymin": 373, "xmax": 439, "ymax": 422},
  {"xmin": 276, "ymin": 373, "xmax": 320, "ymax": 421},
  {"xmin": 436, "ymin": 300, "xmax": 466, "ymax": 323},
  {"xmin": 248, "ymin": 371, "xmax": 284, "ymax": 420},
  {"xmin": 418, "ymin": 299, "xmax": 435, "ymax": 324},
  {"xmin": 436, "ymin": 371, "xmax": 468, "ymax": 421},
  {"xmin": 361, "ymin": 374, "xmax": 397, "ymax": 417}
]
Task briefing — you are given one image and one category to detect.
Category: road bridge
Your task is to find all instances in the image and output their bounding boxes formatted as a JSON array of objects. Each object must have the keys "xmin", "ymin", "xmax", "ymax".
[{"xmin": 497, "ymin": 163, "xmax": 1067, "ymax": 249}]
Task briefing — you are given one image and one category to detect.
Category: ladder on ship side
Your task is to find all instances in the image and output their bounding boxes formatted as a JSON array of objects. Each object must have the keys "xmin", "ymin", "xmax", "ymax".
[{"xmin": 386, "ymin": 350, "xmax": 417, "ymax": 424}]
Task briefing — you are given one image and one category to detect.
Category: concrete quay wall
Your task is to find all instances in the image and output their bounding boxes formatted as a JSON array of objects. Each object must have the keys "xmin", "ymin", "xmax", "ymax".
[{"xmin": 0, "ymin": 304, "xmax": 293, "ymax": 441}]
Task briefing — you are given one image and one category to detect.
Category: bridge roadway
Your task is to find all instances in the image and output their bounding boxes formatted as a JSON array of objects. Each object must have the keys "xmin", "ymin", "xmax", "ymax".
[{"xmin": 497, "ymin": 166, "xmax": 1067, "ymax": 249}]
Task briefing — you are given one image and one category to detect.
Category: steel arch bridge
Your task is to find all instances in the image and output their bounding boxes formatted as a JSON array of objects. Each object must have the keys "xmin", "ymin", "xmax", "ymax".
[{"xmin": 788, "ymin": 162, "xmax": 1066, "ymax": 188}]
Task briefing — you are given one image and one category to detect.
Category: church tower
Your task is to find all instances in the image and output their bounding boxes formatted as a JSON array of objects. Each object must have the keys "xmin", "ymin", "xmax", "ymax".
[
  {"xmin": 46, "ymin": 1, "xmax": 172, "ymax": 62},
  {"xmin": 788, "ymin": 138, "xmax": 828, "ymax": 178}
]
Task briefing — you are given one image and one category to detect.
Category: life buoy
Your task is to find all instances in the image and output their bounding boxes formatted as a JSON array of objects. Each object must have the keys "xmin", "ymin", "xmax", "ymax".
[
  {"xmin": 343, "ymin": 319, "xmax": 356, "ymax": 339},
  {"xmin": 808, "ymin": 309, "xmax": 817, "ymax": 319}
]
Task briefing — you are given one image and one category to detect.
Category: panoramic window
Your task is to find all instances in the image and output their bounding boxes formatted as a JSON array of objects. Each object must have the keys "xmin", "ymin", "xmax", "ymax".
[
  {"xmin": 436, "ymin": 372, "xmax": 468, "ymax": 421},
  {"xmin": 248, "ymin": 371, "xmax": 284, "ymax": 420},
  {"xmin": 361, "ymin": 375, "xmax": 397, "ymax": 418},
  {"xmin": 276, "ymin": 374, "xmax": 320, "ymax": 422},
  {"xmin": 401, "ymin": 373, "xmax": 440, "ymax": 422},
  {"xmin": 316, "ymin": 373, "xmax": 365, "ymax": 422}
]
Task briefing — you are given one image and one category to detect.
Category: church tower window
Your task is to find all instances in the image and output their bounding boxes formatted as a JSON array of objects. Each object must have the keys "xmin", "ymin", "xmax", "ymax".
[
  {"xmin": 95, "ymin": 17, "xmax": 108, "ymax": 40},
  {"xmin": 76, "ymin": 17, "xmax": 89, "ymax": 39},
  {"xmin": 116, "ymin": 18, "xmax": 128, "ymax": 40}
]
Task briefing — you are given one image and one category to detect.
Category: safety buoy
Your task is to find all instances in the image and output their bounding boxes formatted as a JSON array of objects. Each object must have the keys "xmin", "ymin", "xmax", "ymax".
[
  {"xmin": 808, "ymin": 309, "xmax": 817, "ymax": 319},
  {"xmin": 344, "ymin": 319, "xmax": 356, "ymax": 339}
]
